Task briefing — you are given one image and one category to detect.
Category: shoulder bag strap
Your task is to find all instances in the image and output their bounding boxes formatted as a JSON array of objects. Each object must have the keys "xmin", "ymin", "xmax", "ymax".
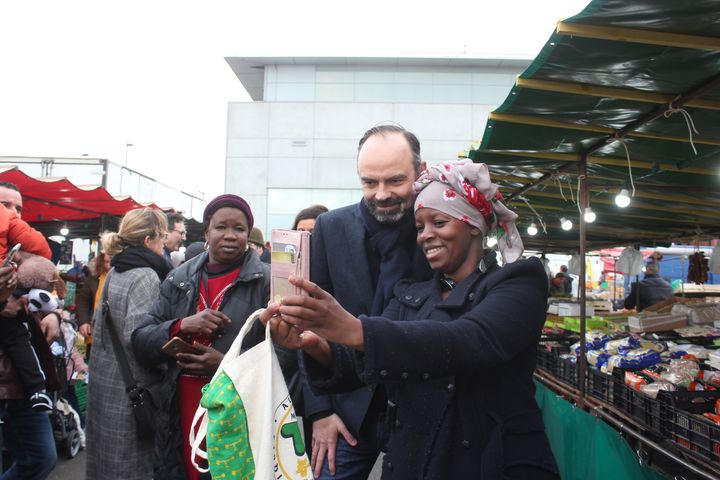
[{"xmin": 102, "ymin": 270, "xmax": 142, "ymax": 404}]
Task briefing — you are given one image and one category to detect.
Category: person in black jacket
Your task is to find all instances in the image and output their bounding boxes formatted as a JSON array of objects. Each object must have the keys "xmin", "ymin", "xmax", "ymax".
[
  {"xmin": 624, "ymin": 262, "xmax": 674, "ymax": 311},
  {"xmin": 265, "ymin": 159, "xmax": 559, "ymax": 479},
  {"xmin": 298, "ymin": 125, "xmax": 431, "ymax": 478},
  {"xmin": 132, "ymin": 194, "xmax": 286, "ymax": 480}
]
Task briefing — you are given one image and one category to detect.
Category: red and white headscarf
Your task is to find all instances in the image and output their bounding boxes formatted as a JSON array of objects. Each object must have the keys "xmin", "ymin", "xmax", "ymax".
[{"xmin": 413, "ymin": 159, "xmax": 524, "ymax": 263}]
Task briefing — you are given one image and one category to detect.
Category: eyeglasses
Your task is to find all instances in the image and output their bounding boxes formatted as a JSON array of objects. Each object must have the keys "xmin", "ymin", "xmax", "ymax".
[{"xmin": 172, "ymin": 229, "xmax": 187, "ymax": 237}]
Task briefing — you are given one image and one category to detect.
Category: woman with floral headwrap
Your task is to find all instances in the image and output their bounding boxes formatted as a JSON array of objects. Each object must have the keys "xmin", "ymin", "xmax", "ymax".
[{"xmin": 263, "ymin": 159, "xmax": 559, "ymax": 479}]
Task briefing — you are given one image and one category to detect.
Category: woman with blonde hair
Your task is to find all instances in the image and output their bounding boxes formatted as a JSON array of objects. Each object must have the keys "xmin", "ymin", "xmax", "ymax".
[{"xmin": 86, "ymin": 207, "xmax": 170, "ymax": 480}]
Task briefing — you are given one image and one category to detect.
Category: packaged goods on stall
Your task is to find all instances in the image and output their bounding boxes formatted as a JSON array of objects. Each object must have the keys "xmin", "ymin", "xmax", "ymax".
[
  {"xmin": 561, "ymin": 315, "xmax": 604, "ymax": 332},
  {"xmin": 571, "ymin": 330, "xmax": 610, "ymax": 354},
  {"xmin": 708, "ymin": 350, "xmax": 720, "ymax": 370},
  {"xmin": 628, "ymin": 312, "xmax": 688, "ymax": 333},
  {"xmin": 605, "ymin": 348, "xmax": 663, "ymax": 373},
  {"xmin": 667, "ymin": 343, "xmax": 711, "ymax": 360},
  {"xmin": 659, "ymin": 359, "xmax": 700, "ymax": 388},
  {"xmin": 676, "ymin": 325, "xmax": 720, "ymax": 338},
  {"xmin": 557, "ymin": 302, "xmax": 596, "ymax": 317},
  {"xmin": 671, "ymin": 302, "xmax": 720, "ymax": 325}
]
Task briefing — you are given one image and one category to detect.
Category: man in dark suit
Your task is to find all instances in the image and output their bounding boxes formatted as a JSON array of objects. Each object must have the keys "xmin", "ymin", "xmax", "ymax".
[{"xmin": 303, "ymin": 124, "xmax": 431, "ymax": 478}]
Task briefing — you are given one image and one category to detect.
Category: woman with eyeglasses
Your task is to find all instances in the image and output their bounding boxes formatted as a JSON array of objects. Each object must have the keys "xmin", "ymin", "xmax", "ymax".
[{"xmin": 86, "ymin": 207, "xmax": 170, "ymax": 480}]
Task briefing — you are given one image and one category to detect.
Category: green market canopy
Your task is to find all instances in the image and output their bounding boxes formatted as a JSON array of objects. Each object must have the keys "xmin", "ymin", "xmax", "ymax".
[{"xmin": 469, "ymin": 0, "xmax": 720, "ymax": 253}]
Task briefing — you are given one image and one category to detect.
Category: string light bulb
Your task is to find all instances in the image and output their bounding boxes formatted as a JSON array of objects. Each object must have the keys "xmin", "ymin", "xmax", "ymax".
[
  {"xmin": 560, "ymin": 217, "xmax": 573, "ymax": 231},
  {"xmin": 583, "ymin": 207, "xmax": 596, "ymax": 223},
  {"xmin": 615, "ymin": 188, "xmax": 631, "ymax": 208},
  {"xmin": 60, "ymin": 225, "xmax": 69, "ymax": 236},
  {"xmin": 527, "ymin": 223, "xmax": 538, "ymax": 236}
]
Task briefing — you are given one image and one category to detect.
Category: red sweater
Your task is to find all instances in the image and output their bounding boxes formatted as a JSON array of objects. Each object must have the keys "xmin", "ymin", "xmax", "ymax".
[{"xmin": 0, "ymin": 207, "xmax": 51, "ymax": 261}]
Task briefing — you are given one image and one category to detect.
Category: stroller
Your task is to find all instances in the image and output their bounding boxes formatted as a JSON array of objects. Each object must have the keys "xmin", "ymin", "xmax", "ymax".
[{"xmin": 49, "ymin": 319, "xmax": 84, "ymax": 459}]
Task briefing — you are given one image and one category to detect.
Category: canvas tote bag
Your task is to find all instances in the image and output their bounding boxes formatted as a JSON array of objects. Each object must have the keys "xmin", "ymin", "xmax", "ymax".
[{"xmin": 189, "ymin": 308, "xmax": 312, "ymax": 479}]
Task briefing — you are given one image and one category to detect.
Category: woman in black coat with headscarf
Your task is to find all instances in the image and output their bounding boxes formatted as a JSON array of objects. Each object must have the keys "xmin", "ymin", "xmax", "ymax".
[{"xmin": 264, "ymin": 160, "xmax": 559, "ymax": 479}]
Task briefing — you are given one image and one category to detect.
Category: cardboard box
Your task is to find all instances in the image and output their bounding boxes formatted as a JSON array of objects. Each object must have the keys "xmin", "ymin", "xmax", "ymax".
[
  {"xmin": 628, "ymin": 313, "xmax": 688, "ymax": 333},
  {"xmin": 644, "ymin": 296, "xmax": 689, "ymax": 314},
  {"xmin": 557, "ymin": 302, "xmax": 595, "ymax": 317}
]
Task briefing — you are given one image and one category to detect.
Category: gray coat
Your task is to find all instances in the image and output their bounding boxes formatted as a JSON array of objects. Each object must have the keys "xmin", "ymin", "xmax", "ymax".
[
  {"xmin": 86, "ymin": 267, "xmax": 164, "ymax": 480},
  {"xmin": 132, "ymin": 250, "xmax": 278, "ymax": 480}
]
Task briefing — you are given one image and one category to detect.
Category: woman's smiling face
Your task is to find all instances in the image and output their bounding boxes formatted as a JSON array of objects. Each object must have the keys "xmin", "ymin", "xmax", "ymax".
[
  {"xmin": 415, "ymin": 207, "xmax": 483, "ymax": 282},
  {"xmin": 205, "ymin": 207, "xmax": 249, "ymax": 264}
]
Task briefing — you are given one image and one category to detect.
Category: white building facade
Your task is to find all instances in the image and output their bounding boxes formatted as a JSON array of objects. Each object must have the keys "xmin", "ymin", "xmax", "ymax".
[{"xmin": 224, "ymin": 56, "xmax": 531, "ymax": 235}]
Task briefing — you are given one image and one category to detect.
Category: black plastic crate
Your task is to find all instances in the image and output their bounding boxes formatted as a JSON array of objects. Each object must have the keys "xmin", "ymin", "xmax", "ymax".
[
  {"xmin": 536, "ymin": 343, "xmax": 570, "ymax": 378},
  {"xmin": 536, "ymin": 345, "xmax": 558, "ymax": 375},
  {"xmin": 586, "ymin": 367, "xmax": 613, "ymax": 403},
  {"xmin": 611, "ymin": 370, "xmax": 663, "ymax": 434},
  {"xmin": 662, "ymin": 405, "xmax": 720, "ymax": 463},
  {"xmin": 661, "ymin": 389, "xmax": 720, "ymax": 414},
  {"xmin": 558, "ymin": 356, "xmax": 579, "ymax": 389}
]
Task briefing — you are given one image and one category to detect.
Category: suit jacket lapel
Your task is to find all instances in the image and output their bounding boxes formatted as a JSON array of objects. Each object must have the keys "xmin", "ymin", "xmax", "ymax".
[{"xmin": 344, "ymin": 207, "xmax": 375, "ymax": 314}]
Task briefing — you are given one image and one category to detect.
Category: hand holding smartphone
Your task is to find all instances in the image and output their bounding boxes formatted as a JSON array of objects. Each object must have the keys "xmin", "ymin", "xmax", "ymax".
[
  {"xmin": 162, "ymin": 337, "xmax": 202, "ymax": 359},
  {"xmin": 270, "ymin": 229, "xmax": 310, "ymax": 303},
  {"xmin": 2, "ymin": 243, "xmax": 21, "ymax": 267}
]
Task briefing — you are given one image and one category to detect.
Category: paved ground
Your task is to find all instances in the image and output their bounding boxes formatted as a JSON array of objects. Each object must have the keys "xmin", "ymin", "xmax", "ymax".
[
  {"xmin": 46, "ymin": 446, "xmax": 382, "ymax": 479},
  {"xmin": 46, "ymin": 450, "xmax": 380, "ymax": 479},
  {"xmin": 48, "ymin": 449, "xmax": 85, "ymax": 479}
]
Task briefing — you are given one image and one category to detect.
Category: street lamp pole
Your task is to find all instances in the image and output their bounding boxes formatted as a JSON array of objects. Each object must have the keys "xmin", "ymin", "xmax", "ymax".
[{"xmin": 125, "ymin": 143, "xmax": 133, "ymax": 167}]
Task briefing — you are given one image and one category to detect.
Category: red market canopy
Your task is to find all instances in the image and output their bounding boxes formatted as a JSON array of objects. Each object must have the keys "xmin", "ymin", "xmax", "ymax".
[{"xmin": 0, "ymin": 166, "xmax": 163, "ymax": 222}]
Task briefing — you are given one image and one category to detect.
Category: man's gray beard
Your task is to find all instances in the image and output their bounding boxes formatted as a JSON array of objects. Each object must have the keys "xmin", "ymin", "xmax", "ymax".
[{"xmin": 367, "ymin": 200, "xmax": 413, "ymax": 224}]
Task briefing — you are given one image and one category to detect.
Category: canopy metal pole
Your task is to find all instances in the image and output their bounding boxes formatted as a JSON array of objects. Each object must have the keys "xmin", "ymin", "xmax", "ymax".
[
  {"xmin": 613, "ymin": 258, "xmax": 618, "ymax": 307},
  {"xmin": 577, "ymin": 155, "xmax": 588, "ymax": 407}
]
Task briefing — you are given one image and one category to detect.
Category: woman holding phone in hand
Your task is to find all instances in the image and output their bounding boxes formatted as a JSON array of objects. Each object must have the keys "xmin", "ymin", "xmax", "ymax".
[
  {"xmin": 132, "ymin": 194, "xmax": 289, "ymax": 480},
  {"xmin": 264, "ymin": 160, "xmax": 559, "ymax": 479}
]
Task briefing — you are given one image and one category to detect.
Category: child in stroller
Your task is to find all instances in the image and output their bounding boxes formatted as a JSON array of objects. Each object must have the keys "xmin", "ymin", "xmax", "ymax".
[{"xmin": 49, "ymin": 314, "xmax": 88, "ymax": 459}]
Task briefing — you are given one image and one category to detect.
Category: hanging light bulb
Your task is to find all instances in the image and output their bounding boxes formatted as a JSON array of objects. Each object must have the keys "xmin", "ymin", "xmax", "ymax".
[
  {"xmin": 527, "ymin": 223, "xmax": 538, "ymax": 236},
  {"xmin": 486, "ymin": 235, "xmax": 498, "ymax": 247},
  {"xmin": 59, "ymin": 225, "xmax": 69, "ymax": 236},
  {"xmin": 560, "ymin": 217, "xmax": 572, "ymax": 231},
  {"xmin": 583, "ymin": 207, "xmax": 596, "ymax": 223},
  {"xmin": 615, "ymin": 188, "xmax": 631, "ymax": 208}
]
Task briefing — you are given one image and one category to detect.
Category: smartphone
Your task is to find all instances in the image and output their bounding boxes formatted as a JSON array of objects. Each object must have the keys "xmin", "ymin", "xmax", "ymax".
[
  {"xmin": 161, "ymin": 337, "xmax": 201, "ymax": 359},
  {"xmin": 2, "ymin": 243, "xmax": 21, "ymax": 267},
  {"xmin": 270, "ymin": 229, "xmax": 310, "ymax": 303}
]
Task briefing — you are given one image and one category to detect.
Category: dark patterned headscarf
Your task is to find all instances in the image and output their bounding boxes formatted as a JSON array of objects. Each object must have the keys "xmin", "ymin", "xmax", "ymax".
[{"xmin": 414, "ymin": 159, "xmax": 524, "ymax": 263}]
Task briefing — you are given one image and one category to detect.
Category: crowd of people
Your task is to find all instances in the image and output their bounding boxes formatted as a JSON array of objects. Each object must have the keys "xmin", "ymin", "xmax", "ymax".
[{"xmin": 0, "ymin": 124, "xmax": 575, "ymax": 480}]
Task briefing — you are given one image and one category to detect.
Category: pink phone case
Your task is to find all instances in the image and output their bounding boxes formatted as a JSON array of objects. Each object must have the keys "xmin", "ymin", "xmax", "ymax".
[{"xmin": 270, "ymin": 229, "xmax": 310, "ymax": 302}]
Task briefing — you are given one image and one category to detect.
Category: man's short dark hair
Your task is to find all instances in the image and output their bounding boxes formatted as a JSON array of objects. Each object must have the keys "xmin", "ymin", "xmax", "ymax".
[
  {"xmin": 166, "ymin": 212, "xmax": 184, "ymax": 226},
  {"xmin": 0, "ymin": 182, "xmax": 19, "ymax": 192},
  {"xmin": 358, "ymin": 124, "xmax": 422, "ymax": 174}
]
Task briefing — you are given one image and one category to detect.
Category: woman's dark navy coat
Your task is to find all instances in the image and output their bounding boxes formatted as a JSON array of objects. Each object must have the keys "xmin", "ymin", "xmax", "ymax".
[{"xmin": 305, "ymin": 254, "xmax": 559, "ymax": 479}]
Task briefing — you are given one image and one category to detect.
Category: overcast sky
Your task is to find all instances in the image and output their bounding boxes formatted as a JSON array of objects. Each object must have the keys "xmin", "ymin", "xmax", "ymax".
[{"xmin": 0, "ymin": 0, "xmax": 589, "ymax": 201}]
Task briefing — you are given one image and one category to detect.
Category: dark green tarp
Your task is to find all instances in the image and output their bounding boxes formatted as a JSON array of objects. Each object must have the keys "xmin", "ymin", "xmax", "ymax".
[
  {"xmin": 470, "ymin": 0, "xmax": 720, "ymax": 252},
  {"xmin": 535, "ymin": 382, "xmax": 667, "ymax": 480}
]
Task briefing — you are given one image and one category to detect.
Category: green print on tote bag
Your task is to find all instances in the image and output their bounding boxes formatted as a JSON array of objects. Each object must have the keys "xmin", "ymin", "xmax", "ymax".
[
  {"xmin": 199, "ymin": 372, "xmax": 255, "ymax": 478},
  {"xmin": 190, "ymin": 309, "xmax": 312, "ymax": 479}
]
